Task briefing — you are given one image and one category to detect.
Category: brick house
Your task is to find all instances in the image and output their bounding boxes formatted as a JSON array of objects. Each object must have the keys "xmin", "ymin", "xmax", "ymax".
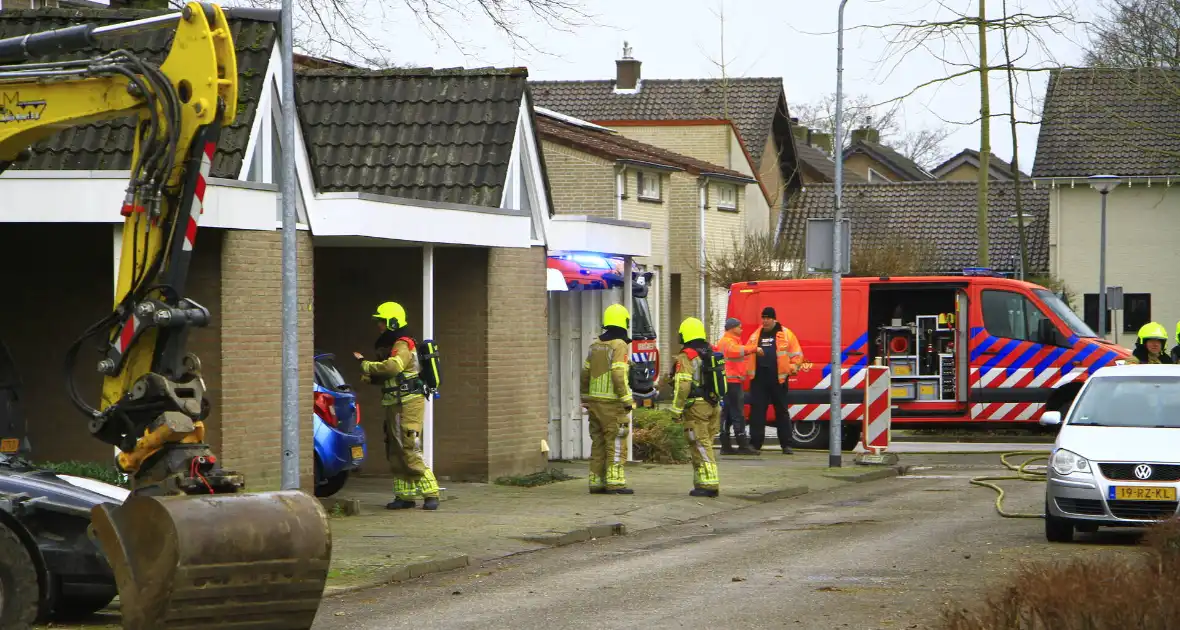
[
  {"xmin": 841, "ymin": 127, "xmax": 935, "ymax": 183},
  {"xmin": 933, "ymin": 149, "xmax": 1027, "ymax": 182},
  {"xmin": 0, "ymin": 7, "xmax": 648, "ymax": 484},
  {"xmin": 535, "ymin": 108, "xmax": 755, "ymax": 369},
  {"xmin": 1033, "ymin": 67, "xmax": 1180, "ymax": 347}
]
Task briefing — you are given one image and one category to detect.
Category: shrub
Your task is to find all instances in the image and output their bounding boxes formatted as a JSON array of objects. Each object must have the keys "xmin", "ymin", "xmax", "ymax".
[
  {"xmin": 494, "ymin": 468, "xmax": 577, "ymax": 487},
  {"xmin": 631, "ymin": 408, "xmax": 690, "ymax": 464},
  {"xmin": 36, "ymin": 460, "xmax": 129, "ymax": 488},
  {"xmin": 939, "ymin": 517, "xmax": 1180, "ymax": 629}
]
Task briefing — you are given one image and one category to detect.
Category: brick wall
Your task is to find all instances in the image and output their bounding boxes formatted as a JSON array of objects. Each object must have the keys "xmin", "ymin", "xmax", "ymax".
[
  {"xmin": 540, "ymin": 141, "xmax": 616, "ymax": 218},
  {"xmin": 616, "ymin": 125, "xmax": 731, "ymax": 170},
  {"xmin": 620, "ymin": 168, "xmax": 672, "ymax": 363},
  {"xmin": 486, "ymin": 245, "xmax": 549, "ymax": 478},
  {"xmin": 219, "ymin": 229, "xmax": 315, "ymax": 492},
  {"xmin": 667, "ymin": 173, "xmax": 703, "ymax": 327}
]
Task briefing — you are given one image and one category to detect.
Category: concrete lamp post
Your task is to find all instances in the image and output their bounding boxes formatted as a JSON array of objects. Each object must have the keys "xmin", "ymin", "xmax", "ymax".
[{"xmin": 1088, "ymin": 175, "xmax": 1122, "ymax": 339}]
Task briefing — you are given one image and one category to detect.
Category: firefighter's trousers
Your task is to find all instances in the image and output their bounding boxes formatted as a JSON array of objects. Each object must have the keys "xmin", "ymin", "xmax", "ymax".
[
  {"xmin": 383, "ymin": 395, "xmax": 440, "ymax": 500},
  {"xmin": 683, "ymin": 400, "xmax": 720, "ymax": 490},
  {"xmin": 586, "ymin": 400, "xmax": 629, "ymax": 490}
]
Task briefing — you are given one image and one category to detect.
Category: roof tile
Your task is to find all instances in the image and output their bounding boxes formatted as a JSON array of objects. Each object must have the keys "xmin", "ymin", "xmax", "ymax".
[
  {"xmin": 1034, "ymin": 67, "xmax": 1180, "ymax": 177},
  {"xmin": 295, "ymin": 67, "xmax": 528, "ymax": 207},
  {"xmin": 0, "ymin": 7, "xmax": 275, "ymax": 179},
  {"xmin": 844, "ymin": 140, "xmax": 934, "ymax": 181},
  {"xmin": 783, "ymin": 181, "xmax": 1049, "ymax": 274}
]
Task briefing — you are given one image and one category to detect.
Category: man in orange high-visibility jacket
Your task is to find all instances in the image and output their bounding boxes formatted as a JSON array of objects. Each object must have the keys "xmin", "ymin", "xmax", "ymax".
[
  {"xmin": 715, "ymin": 318, "xmax": 759, "ymax": 455},
  {"xmin": 744, "ymin": 306, "xmax": 805, "ymax": 454}
]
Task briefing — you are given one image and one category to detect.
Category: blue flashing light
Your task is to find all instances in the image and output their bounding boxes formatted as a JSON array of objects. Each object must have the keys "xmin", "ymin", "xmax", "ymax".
[
  {"xmin": 569, "ymin": 253, "xmax": 613, "ymax": 269},
  {"xmin": 962, "ymin": 267, "xmax": 996, "ymax": 277}
]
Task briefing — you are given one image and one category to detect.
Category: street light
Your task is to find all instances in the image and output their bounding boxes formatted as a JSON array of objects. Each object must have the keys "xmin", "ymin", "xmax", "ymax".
[
  {"xmin": 1088, "ymin": 174, "xmax": 1122, "ymax": 339},
  {"xmin": 829, "ymin": 0, "xmax": 850, "ymax": 469}
]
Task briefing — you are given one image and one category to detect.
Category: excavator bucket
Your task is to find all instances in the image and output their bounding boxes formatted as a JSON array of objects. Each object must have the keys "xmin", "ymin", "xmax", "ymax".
[{"xmin": 90, "ymin": 490, "xmax": 331, "ymax": 630}]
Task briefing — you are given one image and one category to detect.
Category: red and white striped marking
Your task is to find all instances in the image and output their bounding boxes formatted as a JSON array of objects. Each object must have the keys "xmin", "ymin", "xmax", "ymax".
[
  {"xmin": 181, "ymin": 142, "xmax": 215, "ymax": 252},
  {"xmin": 788, "ymin": 367, "xmax": 868, "ymax": 421},
  {"xmin": 862, "ymin": 366, "xmax": 891, "ymax": 452},
  {"xmin": 968, "ymin": 366, "xmax": 1088, "ymax": 421}
]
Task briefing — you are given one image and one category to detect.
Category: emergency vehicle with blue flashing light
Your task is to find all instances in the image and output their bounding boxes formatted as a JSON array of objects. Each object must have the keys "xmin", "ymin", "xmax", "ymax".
[
  {"xmin": 546, "ymin": 254, "xmax": 661, "ymax": 406},
  {"xmin": 726, "ymin": 269, "xmax": 1133, "ymax": 451}
]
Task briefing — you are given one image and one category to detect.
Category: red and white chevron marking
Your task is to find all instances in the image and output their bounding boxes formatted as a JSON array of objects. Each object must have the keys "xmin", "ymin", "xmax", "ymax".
[
  {"xmin": 182, "ymin": 141, "xmax": 215, "ymax": 252},
  {"xmin": 968, "ymin": 366, "xmax": 1087, "ymax": 421},
  {"xmin": 788, "ymin": 367, "xmax": 867, "ymax": 422},
  {"xmin": 862, "ymin": 365, "xmax": 890, "ymax": 451}
]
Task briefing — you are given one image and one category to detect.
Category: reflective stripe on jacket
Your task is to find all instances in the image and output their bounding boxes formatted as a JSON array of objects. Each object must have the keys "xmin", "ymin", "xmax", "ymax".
[
  {"xmin": 714, "ymin": 330, "xmax": 755, "ymax": 383},
  {"xmin": 744, "ymin": 325, "xmax": 804, "ymax": 384},
  {"xmin": 361, "ymin": 338, "xmax": 424, "ymax": 405},
  {"xmin": 671, "ymin": 349, "xmax": 705, "ymax": 415},
  {"xmin": 581, "ymin": 338, "xmax": 634, "ymax": 405}
]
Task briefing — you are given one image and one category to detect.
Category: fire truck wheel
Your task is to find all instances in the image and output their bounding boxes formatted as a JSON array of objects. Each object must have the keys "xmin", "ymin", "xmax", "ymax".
[{"xmin": 787, "ymin": 421, "xmax": 862, "ymax": 451}]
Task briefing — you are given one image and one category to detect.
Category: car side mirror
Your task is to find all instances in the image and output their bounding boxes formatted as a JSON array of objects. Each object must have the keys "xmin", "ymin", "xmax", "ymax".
[{"xmin": 1039, "ymin": 411, "xmax": 1062, "ymax": 426}]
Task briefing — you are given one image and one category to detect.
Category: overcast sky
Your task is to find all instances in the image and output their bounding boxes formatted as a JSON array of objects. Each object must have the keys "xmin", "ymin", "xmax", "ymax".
[{"xmin": 298, "ymin": 0, "xmax": 1102, "ymax": 171}]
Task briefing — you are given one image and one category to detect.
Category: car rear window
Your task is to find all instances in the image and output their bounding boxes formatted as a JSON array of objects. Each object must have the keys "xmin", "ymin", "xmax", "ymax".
[{"xmin": 314, "ymin": 355, "xmax": 349, "ymax": 390}]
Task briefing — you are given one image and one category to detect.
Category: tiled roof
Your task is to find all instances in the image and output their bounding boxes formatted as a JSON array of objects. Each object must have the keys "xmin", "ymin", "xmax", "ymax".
[
  {"xmin": 933, "ymin": 149, "xmax": 1028, "ymax": 180},
  {"xmin": 295, "ymin": 67, "xmax": 528, "ymax": 207},
  {"xmin": 0, "ymin": 7, "xmax": 276, "ymax": 179},
  {"xmin": 1033, "ymin": 67, "xmax": 1180, "ymax": 177},
  {"xmin": 844, "ymin": 139, "xmax": 935, "ymax": 181},
  {"xmin": 782, "ymin": 181, "xmax": 1049, "ymax": 274},
  {"xmin": 794, "ymin": 142, "xmax": 866, "ymax": 183},
  {"xmin": 529, "ymin": 77, "xmax": 787, "ymax": 164},
  {"xmin": 536, "ymin": 111, "xmax": 754, "ymax": 181}
]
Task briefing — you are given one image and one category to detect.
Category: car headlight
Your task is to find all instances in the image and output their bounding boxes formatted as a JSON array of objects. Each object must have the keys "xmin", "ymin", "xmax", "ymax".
[{"xmin": 1051, "ymin": 448, "xmax": 1091, "ymax": 476}]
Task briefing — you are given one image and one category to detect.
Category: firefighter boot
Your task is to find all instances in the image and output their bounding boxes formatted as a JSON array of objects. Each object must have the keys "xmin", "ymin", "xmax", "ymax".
[
  {"xmin": 689, "ymin": 488, "xmax": 719, "ymax": 498},
  {"xmin": 387, "ymin": 499, "xmax": 416, "ymax": 510},
  {"xmin": 719, "ymin": 430, "xmax": 736, "ymax": 455},
  {"xmin": 423, "ymin": 497, "xmax": 440, "ymax": 510},
  {"xmin": 735, "ymin": 432, "xmax": 760, "ymax": 455}
]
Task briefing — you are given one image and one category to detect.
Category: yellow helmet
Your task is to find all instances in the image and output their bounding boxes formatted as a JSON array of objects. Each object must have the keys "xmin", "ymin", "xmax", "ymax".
[
  {"xmin": 1176, "ymin": 320, "xmax": 1180, "ymax": 345},
  {"xmin": 678, "ymin": 317, "xmax": 707, "ymax": 344},
  {"xmin": 373, "ymin": 301, "xmax": 407, "ymax": 329},
  {"xmin": 1138, "ymin": 321, "xmax": 1168, "ymax": 344},
  {"xmin": 603, "ymin": 304, "xmax": 630, "ymax": 329}
]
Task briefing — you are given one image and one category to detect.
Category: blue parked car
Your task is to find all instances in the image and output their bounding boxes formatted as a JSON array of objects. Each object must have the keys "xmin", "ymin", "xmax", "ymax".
[{"xmin": 313, "ymin": 352, "xmax": 366, "ymax": 497}]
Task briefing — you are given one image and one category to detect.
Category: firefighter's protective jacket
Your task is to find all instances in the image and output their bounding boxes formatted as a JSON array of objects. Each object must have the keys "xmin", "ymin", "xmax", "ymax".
[
  {"xmin": 744, "ymin": 324, "xmax": 804, "ymax": 384},
  {"xmin": 671, "ymin": 349, "xmax": 711, "ymax": 416},
  {"xmin": 361, "ymin": 339, "xmax": 424, "ymax": 405},
  {"xmin": 581, "ymin": 338, "xmax": 634, "ymax": 406}
]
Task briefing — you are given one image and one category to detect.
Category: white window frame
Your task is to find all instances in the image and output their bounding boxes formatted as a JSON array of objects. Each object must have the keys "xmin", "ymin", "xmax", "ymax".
[
  {"xmin": 637, "ymin": 171, "xmax": 661, "ymax": 201},
  {"xmin": 716, "ymin": 183, "xmax": 737, "ymax": 211},
  {"xmin": 867, "ymin": 167, "xmax": 886, "ymax": 182}
]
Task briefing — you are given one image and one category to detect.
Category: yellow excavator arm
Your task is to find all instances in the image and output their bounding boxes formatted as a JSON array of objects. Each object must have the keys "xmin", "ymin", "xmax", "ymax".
[{"xmin": 0, "ymin": 5, "xmax": 329, "ymax": 629}]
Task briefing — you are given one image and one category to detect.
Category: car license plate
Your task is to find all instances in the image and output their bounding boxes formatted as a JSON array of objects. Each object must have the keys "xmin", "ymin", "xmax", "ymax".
[
  {"xmin": 1109, "ymin": 486, "xmax": 1176, "ymax": 501},
  {"xmin": 351, "ymin": 445, "xmax": 364, "ymax": 460},
  {"xmin": 0, "ymin": 438, "xmax": 17, "ymax": 453}
]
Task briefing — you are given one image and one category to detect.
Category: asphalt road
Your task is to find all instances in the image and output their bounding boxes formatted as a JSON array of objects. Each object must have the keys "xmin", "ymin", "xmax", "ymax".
[{"xmin": 312, "ymin": 458, "xmax": 1140, "ymax": 630}]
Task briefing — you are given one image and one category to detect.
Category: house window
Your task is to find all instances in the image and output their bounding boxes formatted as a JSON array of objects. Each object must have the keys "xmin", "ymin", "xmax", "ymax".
[
  {"xmin": 867, "ymin": 167, "xmax": 886, "ymax": 182},
  {"xmin": 981, "ymin": 289, "xmax": 1052, "ymax": 342},
  {"xmin": 1084, "ymin": 292, "xmax": 1150, "ymax": 335},
  {"xmin": 637, "ymin": 171, "xmax": 661, "ymax": 201},
  {"xmin": 717, "ymin": 184, "xmax": 737, "ymax": 211}
]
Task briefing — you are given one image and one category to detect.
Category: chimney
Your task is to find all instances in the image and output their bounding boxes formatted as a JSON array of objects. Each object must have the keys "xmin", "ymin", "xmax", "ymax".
[
  {"xmin": 811, "ymin": 131, "xmax": 833, "ymax": 156},
  {"xmin": 851, "ymin": 117, "xmax": 880, "ymax": 145},
  {"xmin": 616, "ymin": 41, "xmax": 641, "ymax": 90}
]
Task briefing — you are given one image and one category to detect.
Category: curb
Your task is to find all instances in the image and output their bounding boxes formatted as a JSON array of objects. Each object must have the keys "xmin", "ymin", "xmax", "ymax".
[
  {"xmin": 325, "ymin": 554, "xmax": 472, "ymax": 596},
  {"xmin": 823, "ymin": 465, "xmax": 905, "ymax": 483},
  {"xmin": 895, "ymin": 435, "xmax": 1055, "ymax": 444},
  {"xmin": 731, "ymin": 485, "xmax": 809, "ymax": 503},
  {"xmin": 519, "ymin": 522, "xmax": 627, "ymax": 546}
]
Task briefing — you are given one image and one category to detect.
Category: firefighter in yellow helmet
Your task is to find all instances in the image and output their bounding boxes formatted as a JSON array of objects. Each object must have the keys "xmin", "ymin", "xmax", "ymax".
[
  {"xmin": 1128, "ymin": 321, "xmax": 1174, "ymax": 365},
  {"xmin": 1173, "ymin": 321, "xmax": 1180, "ymax": 364},
  {"xmin": 353, "ymin": 301, "xmax": 441, "ymax": 510},
  {"xmin": 580, "ymin": 303, "xmax": 635, "ymax": 495},
  {"xmin": 671, "ymin": 317, "xmax": 721, "ymax": 497}
]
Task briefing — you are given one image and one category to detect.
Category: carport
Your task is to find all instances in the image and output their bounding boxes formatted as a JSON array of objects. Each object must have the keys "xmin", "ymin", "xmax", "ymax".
[{"xmin": 546, "ymin": 215, "xmax": 651, "ymax": 461}]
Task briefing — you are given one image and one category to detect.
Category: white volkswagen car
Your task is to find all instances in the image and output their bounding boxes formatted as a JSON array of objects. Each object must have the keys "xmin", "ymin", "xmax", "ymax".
[{"xmin": 1041, "ymin": 364, "xmax": 1180, "ymax": 542}]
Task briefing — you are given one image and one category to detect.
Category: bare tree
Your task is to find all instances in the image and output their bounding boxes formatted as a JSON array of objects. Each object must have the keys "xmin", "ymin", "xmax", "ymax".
[
  {"xmin": 220, "ymin": 0, "xmax": 595, "ymax": 68},
  {"xmin": 1085, "ymin": 0, "xmax": 1180, "ymax": 68},
  {"xmin": 862, "ymin": 3, "xmax": 1078, "ymax": 267},
  {"xmin": 793, "ymin": 93, "xmax": 953, "ymax": 168}
]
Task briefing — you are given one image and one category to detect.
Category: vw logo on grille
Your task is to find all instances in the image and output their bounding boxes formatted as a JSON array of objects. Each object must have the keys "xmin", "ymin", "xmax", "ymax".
[{"xmin": 1134, "ymin": 464, "xmax": 1154, "ymax": 480}]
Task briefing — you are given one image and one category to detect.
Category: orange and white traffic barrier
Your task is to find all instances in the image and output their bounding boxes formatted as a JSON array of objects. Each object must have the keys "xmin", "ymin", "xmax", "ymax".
[{"xmin": 862, "ymin": 365, "xmax": 891, "ymax": 453}]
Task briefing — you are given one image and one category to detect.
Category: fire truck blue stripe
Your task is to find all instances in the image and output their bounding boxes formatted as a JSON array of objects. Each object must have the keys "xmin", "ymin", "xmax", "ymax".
[
  {"xmin": 969, "ymin": 335, "xmax": 998, "ymax": 363},
  {"xmin": 1007, "ymin": 343, "xmax": 1042, "ymax": 376},
  {"xmin": 821, "ymin": 332, "xmax": 870, "ymax": 379},
  {"xmin": 1087, "ymin": 350, "xmax": 1119, "ymax": 374},
  {"xmin": 1034, "ymin": 347, "xmax": 1066, "ymax": 376},
  {"xmin": 981, "ymin": 338, "xmax": 1022, "ymax": 372}
]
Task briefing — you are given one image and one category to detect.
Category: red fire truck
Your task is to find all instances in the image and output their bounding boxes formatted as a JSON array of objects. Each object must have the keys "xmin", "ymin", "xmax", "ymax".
[{"xmin": 727, "ymin": 271, "xmax": 1132, "ymax": 450}]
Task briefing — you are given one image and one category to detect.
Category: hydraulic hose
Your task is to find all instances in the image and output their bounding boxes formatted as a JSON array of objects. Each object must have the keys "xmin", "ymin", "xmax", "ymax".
[{"xmin": 969, "ymin": 450, "xmax": 1050, "ymax": 519}]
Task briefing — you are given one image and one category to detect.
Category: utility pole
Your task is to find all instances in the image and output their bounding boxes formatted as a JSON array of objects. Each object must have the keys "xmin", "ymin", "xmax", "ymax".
[
  {"xmin": 829, "ymin": 0, "xmax": 850, "ymax": 469},
  {"xmin": 279, "ymin": 0, "xmax": 300, "ymax": 490}
]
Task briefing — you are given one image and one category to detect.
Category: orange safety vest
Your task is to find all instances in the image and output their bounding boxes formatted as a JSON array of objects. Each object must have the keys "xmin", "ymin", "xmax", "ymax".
[
  {"xmin": 744, "ymin": 325, "xmax": 804, "ymax": 384},
  {"xmin": 714, "ymin": 330, "xmax": 755, "ymax": 383}
]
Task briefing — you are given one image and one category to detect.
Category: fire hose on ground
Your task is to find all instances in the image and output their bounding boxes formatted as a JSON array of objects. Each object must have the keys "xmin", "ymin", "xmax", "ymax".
[{"xmin": 969, "ymin": 451, "xmax": 1050, "ymax": 519}]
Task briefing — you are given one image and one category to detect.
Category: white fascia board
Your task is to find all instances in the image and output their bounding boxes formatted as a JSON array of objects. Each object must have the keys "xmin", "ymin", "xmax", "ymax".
[
  {"xmin": 517, "ymin": 97, "xmax": 551, "ymax": 245},
  {"xmin": 0, "ymin": 172, "xmax": 278, "ymax": 230},
  {"xmin": 237, "ymin": 41, "xmax": 279, "ymax": 181},
  {"xmin": 312, "ymin": 195, "xmax": 532, "ymax": 248},
  {"xmin": 546, "ymin": 215, "xmax": 651, "ymax": 258}
]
